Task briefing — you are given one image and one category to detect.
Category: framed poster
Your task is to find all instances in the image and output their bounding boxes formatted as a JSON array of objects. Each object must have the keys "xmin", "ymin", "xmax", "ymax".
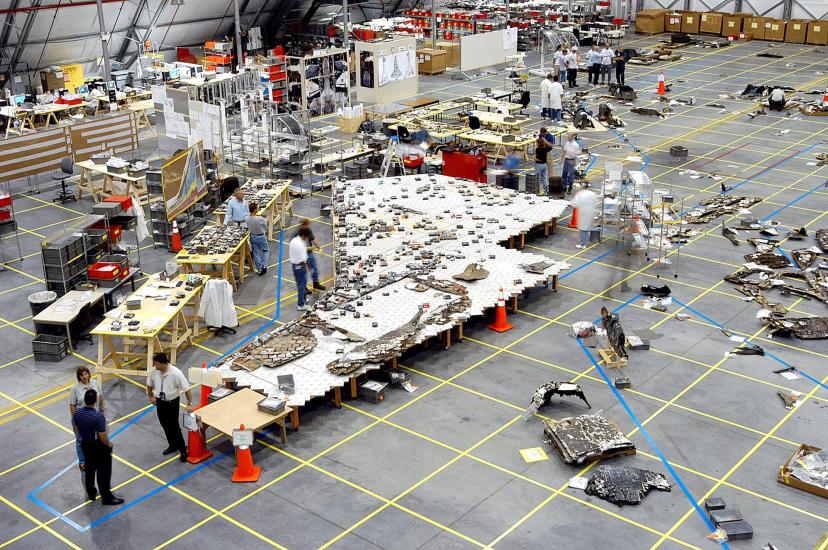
[{"xmin": 162, "ymin": 142, "xmax": 207, "ymax": 221}]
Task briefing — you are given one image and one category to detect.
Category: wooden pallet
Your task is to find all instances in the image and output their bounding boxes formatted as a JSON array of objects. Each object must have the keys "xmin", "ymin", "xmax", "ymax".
[{"xmin": 598, "ymin": 347, "xmax": 627, "ymax": 369}]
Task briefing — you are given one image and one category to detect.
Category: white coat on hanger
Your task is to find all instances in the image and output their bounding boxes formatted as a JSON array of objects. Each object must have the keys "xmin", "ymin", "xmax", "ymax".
[{"xmin": 198, "ymin": 279, "xmax": 238, "ymax": 328}]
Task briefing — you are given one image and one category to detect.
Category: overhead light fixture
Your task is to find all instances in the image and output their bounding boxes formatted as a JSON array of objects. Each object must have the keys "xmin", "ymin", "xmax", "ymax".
[{"xmin": 171, "ymin": 0, "xmax": 185, "ymax": 5}]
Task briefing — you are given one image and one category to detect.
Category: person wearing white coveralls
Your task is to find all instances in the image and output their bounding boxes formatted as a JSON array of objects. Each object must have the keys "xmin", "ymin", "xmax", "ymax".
[{"xmin": 572, "ymin": 187, "xmax": 597, "ymax": 249}]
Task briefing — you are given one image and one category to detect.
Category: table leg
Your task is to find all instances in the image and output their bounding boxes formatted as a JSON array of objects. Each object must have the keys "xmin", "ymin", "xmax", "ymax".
[
  {"xmin": 290, "ymin": 408, "xmax": 299, "ymax": 430},
  {"xmin": 333, "ymin": 387, "xmax": 341, "ymax": 409},
  {"xmin": 104, "ymin": 335, "xmax": 123, "ymax": 369},
  {"xmin": 510, "ymin": 295, "xmax": 518, "ymax": 313},
  {"xmin": 552, "ymin": 274, "xmax": 558, "ymax": 291},
  {"xmin": 279, "ymin": 419, "xmax": 287, "ymax": 444},
  {"xmin": 350, "ymin": 376, "xmax": 357, "ymax": 398},
  {"xmin": 77, "ymin": 169, "xmax": 87, "ymax": 200},
  {"xmin": 170, "ymin": 313, "xmax": 179, "ymax": 364},
  {"xmin": 65, "ymin": 322, "xmax": 74, "ymax": 353},
  {"xmin": 224, "ymin": 260, "xmax": 237, "ymax": 291},
  {"xmin": 97, "ymin": 335, "xmax": 105, "ymax": 366},
  {"xmin": 146, "ymin": 338, "xmax": 155, "ymax": 373}
]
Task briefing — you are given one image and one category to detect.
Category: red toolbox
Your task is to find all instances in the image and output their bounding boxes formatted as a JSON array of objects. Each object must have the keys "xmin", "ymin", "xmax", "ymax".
[
  {"xmin": 92, "ymin": 221, "xmax": 122, "ymax": 242},
  {"xmin": 88, "ymin": 262, "xmax": 122, "ymax": 281},
  {"xmin": 103, "ymin": 195, "xmax": 133, "ymax": 211}
]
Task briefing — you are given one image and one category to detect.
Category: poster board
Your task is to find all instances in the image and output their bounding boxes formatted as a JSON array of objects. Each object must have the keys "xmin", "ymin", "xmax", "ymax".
[
  {"xmin": 69, "ymin": 111, "xmax": 139, "ymax": 162},
  {"xmin": 286, "ymin": 48, "xmax": 350, "ymax": 116},
  {"xmin": 60, "ymin": 64, "xmax": 84, "ymax": 93},
  {"xmin": 355, "ymin": 37, "xmax": 418, "ymax": 105},
  {"xmin": 0, "ymin": 127, "xmax": 71, "ymax": 183},
  {"xmin": 460, "ymin": 30, "xmax": 518, "ymax": 72},
  {"xmin": 161, "ymin": 142, "xmax": 207, "ymax": 221}
]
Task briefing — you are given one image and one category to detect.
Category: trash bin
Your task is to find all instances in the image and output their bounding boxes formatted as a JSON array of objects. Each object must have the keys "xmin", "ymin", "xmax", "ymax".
[{"xmin": 28, "ymin": 291, "xmax": 57, "ymax": 317}]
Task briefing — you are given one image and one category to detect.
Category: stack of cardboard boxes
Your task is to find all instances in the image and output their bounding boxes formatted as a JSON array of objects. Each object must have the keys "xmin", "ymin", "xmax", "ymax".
[{"xmin": 635, "ymin": 10, "xmax": 828, "ymax": 45}]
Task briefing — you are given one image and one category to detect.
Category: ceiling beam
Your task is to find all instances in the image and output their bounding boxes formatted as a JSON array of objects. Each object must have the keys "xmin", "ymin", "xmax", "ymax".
[
  {"xmin": 116, "ymin": 0, "xmax": 147, "ymax": 61},
  {"xmin": 124, "ymin": 0, "xmax": 168, "ymax": 70},
  {"xmin": 8, "ymin": 0, "xmax": 42, "ymax": 73},
  {"xmin": 0, "ymin": 0, "xmax": 21, "ymax": 63}
]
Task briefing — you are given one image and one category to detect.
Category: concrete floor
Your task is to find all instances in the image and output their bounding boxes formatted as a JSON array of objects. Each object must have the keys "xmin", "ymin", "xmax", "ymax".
[{"xmin": 1, "ymin": 32, "xmax": 828, "ymax": 550}]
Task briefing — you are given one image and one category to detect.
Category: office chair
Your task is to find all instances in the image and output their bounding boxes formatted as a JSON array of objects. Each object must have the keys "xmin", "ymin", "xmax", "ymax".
[
  {"xmin": 52, "ymin": 157, "xmax": 76, "ymax": 203},
  {"xmin": 69, "ymin": 303, "xmax": 94, "ymax": 347},
  {"xmin": 397, "ymin": 125, "xmax": 410, "ymax": 142},
  {"xmin": 468, "ymin": 115, "xmax": 481, "ymax": 131},
  {"xmin": 517, "ymin": 91, "xmax": 530, "ymax": 114}
]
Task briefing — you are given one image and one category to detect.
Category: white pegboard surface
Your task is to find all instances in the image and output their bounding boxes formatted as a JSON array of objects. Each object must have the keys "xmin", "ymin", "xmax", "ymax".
[{"xmin": 218, "ymin": 175, "xmax": 571, "ymax": 407}]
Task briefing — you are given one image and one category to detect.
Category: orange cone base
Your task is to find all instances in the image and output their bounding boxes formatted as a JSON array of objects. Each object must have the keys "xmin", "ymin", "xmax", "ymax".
[
  {"xmin": 187, "ymin": 430, "xmax": 213, "ymax": 464},
  {"xmin": 187, "ymin": 446, "xmax": 213, "ymax": 464},
  {"xmin": 232, "ymin": 465, "xmax": 261, "ymax": 482},
  {"xmin": 488, "ymin": 320, "xmax": 513, "ymax": 333},
  {"xmin": 568, "ymin": 208, "xmax": 578, "ymax": 229}
]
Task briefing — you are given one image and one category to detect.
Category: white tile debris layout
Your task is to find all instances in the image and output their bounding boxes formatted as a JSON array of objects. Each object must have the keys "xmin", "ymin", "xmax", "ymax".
[{"xmin": 216, "ymin": 175, "xmax": 571, "ymax": 407}]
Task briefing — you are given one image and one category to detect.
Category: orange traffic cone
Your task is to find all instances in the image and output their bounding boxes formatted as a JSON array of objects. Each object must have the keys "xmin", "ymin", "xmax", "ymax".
[
  {"xmin": 198, "ymin": 362, "xmax": 211, "ymax": 409},
  {"xmin": 231, "ymin": 424, "xmax": 261, "ymax": 482},
  {"xmin": 568, "ymin": 207, "xmax": 579, "ymax": 229},
  {"xmin": 187, "ymin": 424, "xmax": 212, "ymax": 464},
  {"xmin": 488, "ymin": 288, "xmax": 513, "ymax": 333},
  {"xmin": 823, "ymin": 86, "xmax": 828, "ymax": 107},
  {"xmin": 656, "ymin": 72, "xmax": 666, "ymax": 95},
  {"xmin": 170, "ymin": 220, "xmax": 182, "ymax": 253}
]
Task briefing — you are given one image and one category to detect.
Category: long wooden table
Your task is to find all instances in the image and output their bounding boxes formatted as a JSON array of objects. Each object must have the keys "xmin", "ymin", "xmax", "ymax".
[
  {"xmin": 76, "ymin": 160, "xmax": 151, "ymax": 205},
  {"xmin": 458, "ymin": 130, "xmax": 538, "ymax": 161},
  {"xmin": 92, "ymin": 273, "xmax": 203, "ymax": 378},
  {"xmin": 127, "ymin": 100, "xmax": 155, "ymax": 135},
  {"xmin": 469, "ymin": 110, "xmax": 530, "ymax": 133},
  {"xmin": 213, "ymin": 179, "xmax": 293, "ymax": 239},
  {"xmin": 176, "ymin": 230, "xmax": 254, "ymax": 291},
  {"xmin": 30, "ymin": 102, "xmax": 92, "ymax": 127},
  {"xmin": 196, "ymin": 388, "xmax": 294, "ymax": 445}
]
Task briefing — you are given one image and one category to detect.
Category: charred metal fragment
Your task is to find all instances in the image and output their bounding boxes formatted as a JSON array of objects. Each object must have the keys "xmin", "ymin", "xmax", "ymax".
[
  {"xmin": 764, "ymin": 316, "xmax": 828, "ymax": 339},
  {"xmin": 791, "ymin": 249, "xmax": 817, "ymax": 270},
  {"xmin": 743, "ymin": 253, "xmax": 790, "ymax": 269},
  {"xmin": 816, "ymin": 229, "xmax": 828, "ymax": 252},
  {"xmin": 452, "ymin": 263, "xmax": 489, "ymax": 282},
  {"xmin": 601, "ymin": 306, "xmax": 628, "ymax": 360},
  {"xmin": 682, "ymin": 196, "xmax": 762, "ymax": 224},
  {"xmin": 585, "ymin": 465, "xmax": 671, "ymax": 506},
  {"xmin": 543, "ymin": 415, "xmax": 636, "ymax": 464},
  {"xmin": 523, "ymin": 382, "xmax": 591, "ymax": 420}
]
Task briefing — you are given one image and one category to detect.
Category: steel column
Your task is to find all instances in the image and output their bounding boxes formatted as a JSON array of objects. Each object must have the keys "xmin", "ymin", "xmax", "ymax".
[
  {"xmin": 234, "ymin": 0, "xmax": 243, "ymax": 70},
  {"xmin": 96, "ymin": 0, "xmax": 112, "ymax": 85},
  {"xmin": 115, "ymin": 0, "xmax": 146, "ymax": 61},
  {"xmin": 7, "ymin": 0, "xmax": 41, "ymax": 73}
]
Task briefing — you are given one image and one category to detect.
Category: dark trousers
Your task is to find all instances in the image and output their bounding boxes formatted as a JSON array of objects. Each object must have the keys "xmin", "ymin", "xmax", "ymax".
[
  {"xmin": 82, "ymin": 440, "xmax": 113, "ymax": 502},
  {"xmin": 156, "ymin": 397, "xmax": 185, "ymax": 452},
  {"xmin": 588, "ymin": 65, "xmax": 598, "ymax": 85},
  {"xmin": 769, "ymin": 99, "xmax": 785, "ymax": 111},
  {"xmin": 616, "ymin": 65, "xmax": 625, "ymax": 85},
  {"xmin": 567, "ymin": 68, "xmax": 577, "ymax": 87}
]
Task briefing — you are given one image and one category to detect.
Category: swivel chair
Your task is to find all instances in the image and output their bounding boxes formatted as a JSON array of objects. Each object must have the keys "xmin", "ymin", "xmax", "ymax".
[
  {"xmin": 467, "ymin": 115, "xmax": 481, "ymax": 131},
  {"xmin": 52, "ymin": 157, "xmax": 76, "ymax": 203},
  {"xmin": 69, "ymin": 303, "xmax": 94, "ymax": 347},
  {"xmin": 516, "ymin": 90, "xmax": 531, "ymax": 114}
]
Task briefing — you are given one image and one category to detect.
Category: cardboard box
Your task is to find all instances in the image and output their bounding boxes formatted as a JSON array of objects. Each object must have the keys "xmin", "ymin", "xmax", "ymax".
[
  {"xmin": 635, "ymin": 9, "xmax": 667, "ymax": 34},
  {"xmin": 744, "ymin": 16, "xmax": 766, "ymax": 40},
  {"xmin": 721, "ymin": 13, "xmax": 750, "ymax": 36},
  {"xmin": 777, "ymin": 444, "xmax": 828, "ymax": 499},
  {"xmin": 336, "ymin": 114, "xmax": 366, "ymax": 134},
  {"xmin": 436, "ymin": 41, "xmax": 461, "ymax": 67},
  {"xmin": 665, "ymin": 12, "xmax": 682, "ymax": 33},
  {"xmin": 785, "ymin": 19, "xmax": 808, "ymax": 43},
  {"xmin": 417, "ymin": 48, "xmax": 447, "ymax": 75},
  {"xmin": 681, "ymin": 12, "xmax": 701, "ymax": 34},
  {"xmin": 700, "ymin": 12, "xmax": 724, "ymax": 34},
  {"xmin": 807, "ymin": 20, "xmax": 828, "ymax": 45},
  {"xmin": 765, "ymin": 19, "xmax": 786, "ymax": 41}
]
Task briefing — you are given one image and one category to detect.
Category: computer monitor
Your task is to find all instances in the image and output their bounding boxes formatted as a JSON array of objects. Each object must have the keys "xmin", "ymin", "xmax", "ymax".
[
  {"xmin": 77, "ymin": 84, "xmax": 89, "ymax": 94},
  {"xmin": 12, "ymin": 95, "xmax": 25, "ymax": 105}
]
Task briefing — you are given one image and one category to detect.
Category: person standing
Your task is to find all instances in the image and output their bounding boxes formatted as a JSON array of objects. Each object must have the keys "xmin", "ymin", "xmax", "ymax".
[
  {"xmin": 553, "ymin": 45, "xmax": 565, "ymax": 81},
  {"xmin": 300, "ymin": 219, "xmax": 326, "ymax": 292},
  {"xmin": 534, "ymin": 133, "xmax": 555, "ymax": 195},
  {"xmin": 540, "ymin": 73, "xmax": 554, "ymax": 119},
  {"xmin": 614, "ymin": 48, "xmax": 630, "ymax": 85},
  {"xmin": 68, "ymin": 366, "xmax": 104, "ymax": 473},
  {"xmin": 565, "ymin": 47, "xmax": 578, "ymax": 88},
  {"xmin": 599, "ymin": 43, "xmax": 613, "ymax": 85},
  {"xmin": 74, "ymin": 389, "xmax": 123, "ymax": 505},
  {"xmin": 246, "ymin": 203, "xmax": 270, "ymax": 276},
  {"xmin": 572, "ymin": 187, "xmax": 597, "ymax": 249},
  {"xmin": 549, "ymin": 75, "xmax": 564, "ymax": 124},
  {"xmin": 289, "ymin": 227, "xmax": 311, "ymax": 311},
  {"xmin": 146, "ymin": 352, "xmax": 194, "ymax": 462},
  {"xmin": 224, "ymin": 188, "xmax": 249, "ymax": 226},
  {"xmin": 561, "ymin": 132, "xmax": 583, "ymax": 194},
  {"xmin": 587, "ymin": 44, "xmax": 600, "ymax": 86}
]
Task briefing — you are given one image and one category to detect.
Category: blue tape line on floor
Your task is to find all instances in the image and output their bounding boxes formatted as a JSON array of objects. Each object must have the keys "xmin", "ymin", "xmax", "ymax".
[
  {"xmin": 774, "ymin": 246, "xmax": 794, "ymax": 266},
  {"xmin": 560, "ymin": 244, "xmax": 622, "ymax": 280},
  {"xmin": 727, "ymin": 141, "xmax": 821, "ymax": 197},
  {"xmin": 576, "ymin": 338, "xmax": 726, "ymax": 546},
  {"xmin": 671, "ymin": 298, "xmax": 724, "ymax": 329},
  {"xmin": 761, "ymin": 177, "xmax": 827, "ymax": 221}
]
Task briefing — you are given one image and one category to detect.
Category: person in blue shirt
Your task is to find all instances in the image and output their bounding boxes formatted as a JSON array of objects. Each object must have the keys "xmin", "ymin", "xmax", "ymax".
[
  {"xmin": 73, "ymin": 389, "xmax": 123, "ymax": 505},
  {"xmin": 224, "ymin": 188, "xmax": 249, "ymax": 226}
]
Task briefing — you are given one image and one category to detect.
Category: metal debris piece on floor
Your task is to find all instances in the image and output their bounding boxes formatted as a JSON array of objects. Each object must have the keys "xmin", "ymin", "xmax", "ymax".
[
  {"xmin": 543, "ymin": 415, "xmax": 636, "ymax": 464},
  {"xmin": 584, "ymin": 464, "xmax": 672, "ymax": 506},
  {"xmin": 523, "ymin": 381, "xmax": 591, "ymax": 420}
]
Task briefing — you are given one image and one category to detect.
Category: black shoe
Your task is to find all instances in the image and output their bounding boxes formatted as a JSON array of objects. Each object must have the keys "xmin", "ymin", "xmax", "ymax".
[
  {"xmin": 261, "ymin": 267, "xmax": 267, "ymax": 275},
  {"xmin": 313, "ymin": 282, "xmax": 326, "ymax": 290},
  {"xmin": 162, "ymin": 447, "xmax": 176, "ymax": 456},
  {"xmin": 102, "ymin": 496, "xmax": 124, "ymax": 506},
  {"xmin": 257, "ymin": 269, "xmax": 264, "ymax": 276},
  {"xmin": 180, "ymin": 450, "xmax": 188, "ymax": 462},
  {"xmin": 87, "ymin": 490, "xmax": 97, "ymax": 502}
]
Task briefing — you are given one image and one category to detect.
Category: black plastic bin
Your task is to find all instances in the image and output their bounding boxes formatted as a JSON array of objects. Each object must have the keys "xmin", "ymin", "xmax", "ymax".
[{"xmin": 32, "ymin": 334, "xmax": 69, "ymax": 362}]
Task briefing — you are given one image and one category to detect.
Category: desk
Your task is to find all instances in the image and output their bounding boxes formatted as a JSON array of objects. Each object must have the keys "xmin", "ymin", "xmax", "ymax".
[
  {"xmin": 33, "ymin": 290, "xmax": 106, "ymax": 352},
  {"xmin": 402, "ymin": 97, "xmax": 440, "ymax": 109},
  {"xmin": 469, "ymin": 97, "xmax": 523, "ymax": 113},
  {"xmin": 214, "ymin": 179, "xmax": 293, "ymax": 239},
  {"xmin": 92, "ymin": 273, "xmax": 203, "ymax": 378},
  {"xmin": 30, "ymin": 103, "xmax": 90, "ymax": 127},
  {"xmin": 176, "ymin": 230, "xmax": 254, "ymax": 291},
  {"xmin": 96, "ymin": 91, "xmax": 152, "ymax": 108},
  {"xmin": 197, "ymin": 388, "xmax": 294, "ymax": 445},
  {"xmin": 2, "ymin": 108, "xmax": 35, "ymax": 138},
  {"xmin": 469, "ymin": 110, "xmax": 529, "ymax": 133},
  {"xmin": 127, "ymin": 100, "xmax": 155, "ymax": 135},
  {"xmin": 76, "ymin": 160, "xmax": 150, "ymax": 205}
]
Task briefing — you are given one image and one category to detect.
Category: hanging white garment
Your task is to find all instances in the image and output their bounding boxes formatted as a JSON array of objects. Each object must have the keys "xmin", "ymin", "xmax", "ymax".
[
  {"xmin": 127, "ymin": 194, "xmax": 150, "ymax": 242},
  {"xmin": 198, "ymin": 279, "xmax": 238, "ymax": 328}
]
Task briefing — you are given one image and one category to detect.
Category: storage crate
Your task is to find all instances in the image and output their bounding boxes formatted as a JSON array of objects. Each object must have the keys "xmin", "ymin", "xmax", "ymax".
[
  {"xmin": 104, "ymin": 195, "xmax": 133, "ymax": 211},
  {"xmin": 44, "ymin": 258, "xmax": 86, "ymax": 281},
  {"xmin": 33, "ymin": 334, "xmax": 69, "ymax": 361},
  {"xmin": 337, "ymin": 114, "xmax": 367, "ymax": 134},
  {"xmin": 88, "ymin": 262, "xmax": 122, "ymax": 281},
  {"xmin": 42, "ymin": 236, "xmax": 83, "ymax": 265},
  {"xmin": 86, "ymin": 228, "xmax": 109, "ymax": 247}
]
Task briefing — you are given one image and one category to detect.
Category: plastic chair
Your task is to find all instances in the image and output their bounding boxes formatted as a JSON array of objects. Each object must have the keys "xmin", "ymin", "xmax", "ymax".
[
  {"xmin": 468, "ymin": 116, "xmax": 481, "ymax": 131},
  {"xmin": 51, "ymin": 157, "xmax": 76, "ymax": 203}
]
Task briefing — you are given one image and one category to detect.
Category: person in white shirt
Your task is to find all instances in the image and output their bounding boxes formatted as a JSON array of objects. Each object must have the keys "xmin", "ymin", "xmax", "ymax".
[
  {"xmin": 599, "ymin": 44, "xmax": 613, "ymax": 85},
  {"xmin": 572, "ymin": 187, "xmax": 597, "ymax": 249},
  {"xmin": 565, "ymin": 47, "xmax": 578, "ymax": 88},
  {"xmin": 553, "ymin": 46, "xmax": 565, "ymax": 81},
  {"xmin": 549, "ymin": 75, "xmax": 564, "ymax": 123},
  {"xmin": 146, "ymin": 352, "xmax": 194, "ymax": 462},
  {"xmin": 768, "ymin": 87, "xmax": 786, "ymax": 111},
  {"xmin": 289, "ymin": 228, "xmax": 311, "ymax": 310},
  {"xmin": 587, "ymin": 44, "xmax": 601, "ymax": 86},
  {"xmin": 560, "ymin": 132, "xmax": 583, "ymax": 193},
  {"xmin": 540, "ymin": 73, "xmax": 554, "ymax": 119},
  {"xmin": 224, "ymin": 188, "xmax": 249, "ymax": 226}
]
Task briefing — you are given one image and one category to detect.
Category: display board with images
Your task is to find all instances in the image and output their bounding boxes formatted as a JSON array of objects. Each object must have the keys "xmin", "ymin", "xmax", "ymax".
[
  {"xmin": 378, "ymin": 49, "xmax": 416, "ymax": 87},
  {"xmin": 287, "ymin": 49, "xmax": 350, "ymax": 117},
  {"xmin": 162, "ymin": 142, "xmax": 207, "ymax": 221}
]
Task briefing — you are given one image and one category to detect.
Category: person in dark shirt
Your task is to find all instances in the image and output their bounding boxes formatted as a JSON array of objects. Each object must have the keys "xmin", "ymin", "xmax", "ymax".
[
  {"xmin": 614, "ymin": 48, "xmax": 632, "ymax": 85},
  {"xmin": 534, "ymin": 131, "xmax": 555, "ymax": 195},
  {"xmin": 73, "ymin": 389, "xmax": 124, "ymax": 505}
]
